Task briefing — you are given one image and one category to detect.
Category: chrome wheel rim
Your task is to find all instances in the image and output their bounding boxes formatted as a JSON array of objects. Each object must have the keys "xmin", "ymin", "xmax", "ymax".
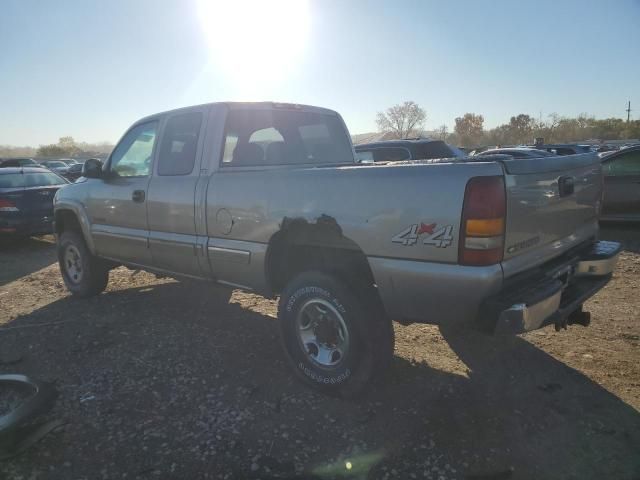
[
  {"xmin": 296, "ymin": 298, "xmax": 350, "ymax": 368},
  {"xmin": 64, "ymin": 245, "xmax": 83, "ymax": 284}
]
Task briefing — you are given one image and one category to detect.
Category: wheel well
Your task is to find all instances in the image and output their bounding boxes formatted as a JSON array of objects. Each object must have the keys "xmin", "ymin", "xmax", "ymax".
[
  {"xmin": 55, "ymin": 210, "xmax": 82, "ymax": 236},
  {"xmin": 265, "ymin": 215, "xmax": 377, "ymax": 296}
]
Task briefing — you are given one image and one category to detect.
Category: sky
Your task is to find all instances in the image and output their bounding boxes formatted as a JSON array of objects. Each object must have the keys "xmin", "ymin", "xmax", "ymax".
[{"xmin": 1, "ymin": 0, "xmax": 639, "ymax": 146}]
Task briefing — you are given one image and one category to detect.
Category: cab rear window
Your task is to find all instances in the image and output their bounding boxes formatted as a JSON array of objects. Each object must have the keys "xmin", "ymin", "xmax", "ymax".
[{"xmin": 221, "ymin": 109, "xmax": 354, "ymax": 166}]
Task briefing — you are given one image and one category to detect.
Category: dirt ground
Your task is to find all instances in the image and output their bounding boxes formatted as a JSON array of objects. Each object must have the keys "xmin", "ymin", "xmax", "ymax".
[{"xmin": 0, "ymin": 225, "xmax": 638, "ymax": 480}]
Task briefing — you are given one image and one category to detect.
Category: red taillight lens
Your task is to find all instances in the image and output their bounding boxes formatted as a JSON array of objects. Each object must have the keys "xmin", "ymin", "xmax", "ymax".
[
  {"xmin": 459, "ymin": 176, "xmax": 506, "ymax": 266},
  {"xmin": 0, "ymin": 199, "xmax": 19, "ymax": 212}
]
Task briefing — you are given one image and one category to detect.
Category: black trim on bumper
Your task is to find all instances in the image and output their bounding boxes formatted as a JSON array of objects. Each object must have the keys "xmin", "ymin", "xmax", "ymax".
[{"xmin": 477, "ymin": 240, "xmax": 620, "ymax": 334}]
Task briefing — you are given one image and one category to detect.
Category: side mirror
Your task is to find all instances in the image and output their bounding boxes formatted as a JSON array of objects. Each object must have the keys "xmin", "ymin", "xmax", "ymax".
[{"xmin": 82, "ymin": 158, "xmax": 104, "ymax": 179}]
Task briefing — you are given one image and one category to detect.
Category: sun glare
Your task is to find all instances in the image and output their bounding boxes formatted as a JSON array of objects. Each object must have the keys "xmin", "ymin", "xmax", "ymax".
[{"xmin": 197, "ymin": 0, "xmax": 310, "ymax": 88}]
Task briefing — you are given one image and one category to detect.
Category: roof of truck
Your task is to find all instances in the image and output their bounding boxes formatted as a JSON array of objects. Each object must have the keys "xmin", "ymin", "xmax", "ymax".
[
  {"xmin": 134, "ymin": 101, "xmax": 340, "ymax": 126},
  {"xmin": 354, "ymin": 139, "xmax": 444, "ymax": 149}
]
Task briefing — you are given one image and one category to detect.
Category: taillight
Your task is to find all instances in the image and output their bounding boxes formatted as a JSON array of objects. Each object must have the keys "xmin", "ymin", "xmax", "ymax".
[
  {"xmin": 0, "ymin": 199, "xmax": 19, "ymax": 212},
  {"xmin": 459, "ymin": 176, "xmax": 506, "ymax": 266}
]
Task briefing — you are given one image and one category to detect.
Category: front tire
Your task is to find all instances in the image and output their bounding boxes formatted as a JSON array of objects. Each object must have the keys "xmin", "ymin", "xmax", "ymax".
[
  {"xmin": 57, "ymin": 231, "xmax": 109, "ymax": 298},
  {"xmin": 278, "ymin": 271, "xmax": 393, "ymax": 397}
]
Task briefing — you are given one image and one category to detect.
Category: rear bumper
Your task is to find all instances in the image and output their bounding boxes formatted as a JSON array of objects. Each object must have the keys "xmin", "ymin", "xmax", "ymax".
[
  {"xmin": 482, "ymin": 240, "xmax": 621, "ymax": 334},
  {"xmin": 0, "ymin": 215, "xmax": 54, "ymax": 236}
]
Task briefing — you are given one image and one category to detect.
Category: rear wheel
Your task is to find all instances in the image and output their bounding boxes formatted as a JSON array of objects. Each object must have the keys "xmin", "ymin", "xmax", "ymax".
[
  {"xmin": 57, "ymin": 231, "xmax": 109, "ymax": 297},
  {"xmin": 278, "ymin": 271, "xmax": 393, "ymax": 397}
]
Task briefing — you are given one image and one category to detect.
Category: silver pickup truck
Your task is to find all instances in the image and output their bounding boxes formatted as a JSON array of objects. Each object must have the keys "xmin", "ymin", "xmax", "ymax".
[{"xmin": 53, "ymin": 102, "xmax": 620, "ymax": 396}]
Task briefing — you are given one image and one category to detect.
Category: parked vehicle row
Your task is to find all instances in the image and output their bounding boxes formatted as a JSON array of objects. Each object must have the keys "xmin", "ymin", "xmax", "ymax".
[
  {"xmin": 51, "ymin": 101, "xmax": 620, "ymax": 396},
  {"xmin": 1, "ymin": 158, "xmax": 85, "ymax": 182}
]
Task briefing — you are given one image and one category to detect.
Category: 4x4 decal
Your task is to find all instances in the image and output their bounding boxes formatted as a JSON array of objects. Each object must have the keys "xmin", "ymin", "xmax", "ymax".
[{"xmin": 392, "ymin": 223, "xmax": 454, "ymax": 248}]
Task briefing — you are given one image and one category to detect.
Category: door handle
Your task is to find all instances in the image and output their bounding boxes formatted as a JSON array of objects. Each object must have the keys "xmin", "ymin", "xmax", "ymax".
[{"xmin": 132, "ymin": 190, "xmax": 145, "ymax": 203}]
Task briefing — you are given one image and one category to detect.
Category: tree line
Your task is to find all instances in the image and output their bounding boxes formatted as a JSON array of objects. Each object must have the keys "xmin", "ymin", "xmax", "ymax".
[
  {"xmin": 376, "ymin": 102, "xmax": 640, "ymax": 148},
  {"xmin": 0, "ymin": 136, "xmax": 114, "ymax": 159}
]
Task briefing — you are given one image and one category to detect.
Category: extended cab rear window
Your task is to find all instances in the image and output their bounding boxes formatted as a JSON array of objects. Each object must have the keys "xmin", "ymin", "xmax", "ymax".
[
  {"xmin": 0, "ymin": 172, "xmax": 67, "ymax": 188},
  {"xmin": 221, "ymin": 109, "xmax": 354, "ymax": 167},
  {"xmin": 157, "ymin": 112, "xmax": 203, "ymax": 176}
]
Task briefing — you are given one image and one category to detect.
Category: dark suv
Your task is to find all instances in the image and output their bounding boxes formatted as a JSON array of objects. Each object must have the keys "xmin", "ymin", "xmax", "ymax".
[{"xmin": 354, "ymin": 139, "xmax": 465, "ymax": 162}]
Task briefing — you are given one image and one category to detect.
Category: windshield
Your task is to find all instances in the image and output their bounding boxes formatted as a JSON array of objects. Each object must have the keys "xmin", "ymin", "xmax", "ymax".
[{"xmin": 44, "ymin": 161, "xmax": 67, "ymax": 168}]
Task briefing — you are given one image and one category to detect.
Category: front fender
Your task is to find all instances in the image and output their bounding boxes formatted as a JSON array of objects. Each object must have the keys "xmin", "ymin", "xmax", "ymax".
[{"xmin": 53, "ymin": 198, "xmax": 96, "ymax": 254}]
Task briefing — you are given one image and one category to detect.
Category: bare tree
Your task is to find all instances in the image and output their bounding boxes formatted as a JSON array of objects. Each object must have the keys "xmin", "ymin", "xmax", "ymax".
[
  {"xmin": 436, "ymin": 124, "xmax": 448, "ymax": 141},
  {"xmin": 376, "ymin": 101, "xmax": 426, "ymax": 139}
]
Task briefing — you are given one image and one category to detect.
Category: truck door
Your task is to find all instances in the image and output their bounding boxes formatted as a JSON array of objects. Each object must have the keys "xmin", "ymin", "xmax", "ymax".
[
  {"xmin": 87, "ymin": 121, "xmax": 158, "ymax": 265},
  {"xmin": 147, "ymin": 108, "xmax": 208, "ymax": 276}
]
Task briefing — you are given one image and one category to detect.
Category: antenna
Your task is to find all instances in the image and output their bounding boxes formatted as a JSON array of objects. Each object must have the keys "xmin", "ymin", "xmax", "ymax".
[{"xmin": 626, "ymin": 100, "xmax": 632, "ymax": 122}]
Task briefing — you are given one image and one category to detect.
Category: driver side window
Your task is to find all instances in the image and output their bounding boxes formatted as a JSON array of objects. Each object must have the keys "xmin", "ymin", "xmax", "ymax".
[{"xmin": 110, "ymin": 121, "xmax": 158, "ymax": 177}]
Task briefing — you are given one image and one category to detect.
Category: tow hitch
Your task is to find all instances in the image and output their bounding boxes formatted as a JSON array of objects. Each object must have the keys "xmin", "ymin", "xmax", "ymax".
[{"xmin": 555, "ymin": 305, "xmax": 591, "ymax": 331}]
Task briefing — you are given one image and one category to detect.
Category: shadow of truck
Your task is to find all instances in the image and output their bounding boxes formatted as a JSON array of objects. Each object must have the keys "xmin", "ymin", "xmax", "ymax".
[{"xmin": 0, "ymin": 278, "xmax": 638, "ymax": 479}]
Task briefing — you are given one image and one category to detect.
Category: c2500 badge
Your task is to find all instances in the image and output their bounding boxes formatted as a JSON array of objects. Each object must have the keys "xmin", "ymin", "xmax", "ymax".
[{"xmin": 392, "ymin": 223, "xmax": 454, "ymax": 248}]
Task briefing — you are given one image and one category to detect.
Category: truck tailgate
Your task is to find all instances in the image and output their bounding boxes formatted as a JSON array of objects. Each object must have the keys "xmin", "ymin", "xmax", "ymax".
[{"xmin": 499, "ymin": 153, "xmax": 602, "ymax": 272}]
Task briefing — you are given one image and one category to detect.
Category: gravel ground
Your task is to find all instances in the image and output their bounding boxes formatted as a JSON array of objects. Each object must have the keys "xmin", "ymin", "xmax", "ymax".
[{"xmin": 0, "ymin": 226, "xmax": 638, "ymax": 480}]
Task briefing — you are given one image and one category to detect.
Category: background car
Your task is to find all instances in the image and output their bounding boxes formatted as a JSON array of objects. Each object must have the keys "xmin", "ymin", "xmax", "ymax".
[
  {"xmin": 58, "ymin": 158, "xmax": 79, "ymax": 165},
  {"xmin": 355, "ymin": 139, "xmax": 466, "ymax": 163},
  {"xmin": 39, "ymin": 160, "xmax": 71, "ymax": 176},
  {"xmin": 64, "ymin": 162, "xmax": 84, "ymax": 182},
  {"xmin": 530, "ymin": 144, "xmax": 592, "ymax": 155},
  {"xmin": 600, "ymin": 145, "xmax": 640, "ymax": 222},
  {"xmin": 0, "ymin": 158, "xmax": 45, "ymax": 168},
  {"xmin": 474, "ymin": 147, "xmax": 556, "ymax": 159},
  {"xmin": 0, "ymin": 167, "xmax": 68, "ymax": 236}
]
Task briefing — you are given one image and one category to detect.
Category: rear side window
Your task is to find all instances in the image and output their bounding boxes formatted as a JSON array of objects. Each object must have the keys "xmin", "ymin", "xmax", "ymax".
[
  {"xmin": 501, "ymin": 150, "xmax": 530, "ymax": 158},
  {"xmin": 359, "ymin": 147, "xmax": 411, "ymax": 162},
  {"xmin": 603, "ymin": 151, "xmax": 640, "ymax": 176},
  {"xmin": 415, "ymin": 141, "xmax": 458, "ymax": 159},
  {"xmin": 0, "ymin": 172, "xmax": 66, "ymax": 188},
  {"xmin": 24, "ymin": 172, "xmax": 67, "ymax": 186},
  {"xmin": 221, "ymin": 109, "xmax": 353, "ymax": 167},
  {"xmin": 552, "ymin": 147, "xmax": 575, "ymax": 155},
  {"xmin": 158, "ymin": 112, "xmax": 203, "ymax": 176},
  {"xmin": 0, "ymin": 174, "xmax": 24, "ymax": 188},
  {"xmin": 355, "ymin": 150, "xmax": 375, "ymax": 163}
]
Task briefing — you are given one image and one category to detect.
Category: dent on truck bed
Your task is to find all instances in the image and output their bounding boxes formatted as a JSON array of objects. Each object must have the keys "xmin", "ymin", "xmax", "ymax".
[{"xmin": 266, "ymin": 214, "xmax": 377, "ymax": 296}]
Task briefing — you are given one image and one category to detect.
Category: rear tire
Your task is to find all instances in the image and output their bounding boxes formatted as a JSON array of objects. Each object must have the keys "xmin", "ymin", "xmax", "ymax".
[
  {"xmin": 57, "ymin": 231, "xmax": 109, "ymax": 298},
  {"xmin": 278, "ymin": 271, "xmax": 393, "ymax": 397}
]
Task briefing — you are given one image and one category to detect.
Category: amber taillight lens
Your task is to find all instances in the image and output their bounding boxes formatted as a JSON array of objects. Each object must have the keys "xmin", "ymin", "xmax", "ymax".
[{"xmin": 459, "ymin": 176, "xmax": 506, "ymax": 266}]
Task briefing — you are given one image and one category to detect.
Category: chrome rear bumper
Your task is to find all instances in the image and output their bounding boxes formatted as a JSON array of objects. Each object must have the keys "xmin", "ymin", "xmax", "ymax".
[
  {"xmin": 482, "ymin": 240, "xmax": 621, "ymax": 334},
  {"xmin": 575, "ymin": 240, "xmax": 621, "ymax": 276}
]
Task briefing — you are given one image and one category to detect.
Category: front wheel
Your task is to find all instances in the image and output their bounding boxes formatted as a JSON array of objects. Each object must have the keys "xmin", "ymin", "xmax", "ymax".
[
  {"xmin": 57, "ymin": 231, "xmax": 110, "ymax": 298},
  {"xmin": 278, "ymin": 271, "xmax": 393, "ymax": 397}
]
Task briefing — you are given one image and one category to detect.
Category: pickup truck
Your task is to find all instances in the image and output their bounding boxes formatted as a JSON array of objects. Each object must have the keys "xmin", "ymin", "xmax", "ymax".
[{"xmin": 53, "ymin": 102, "xmax": 620, "ymax": 396}]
